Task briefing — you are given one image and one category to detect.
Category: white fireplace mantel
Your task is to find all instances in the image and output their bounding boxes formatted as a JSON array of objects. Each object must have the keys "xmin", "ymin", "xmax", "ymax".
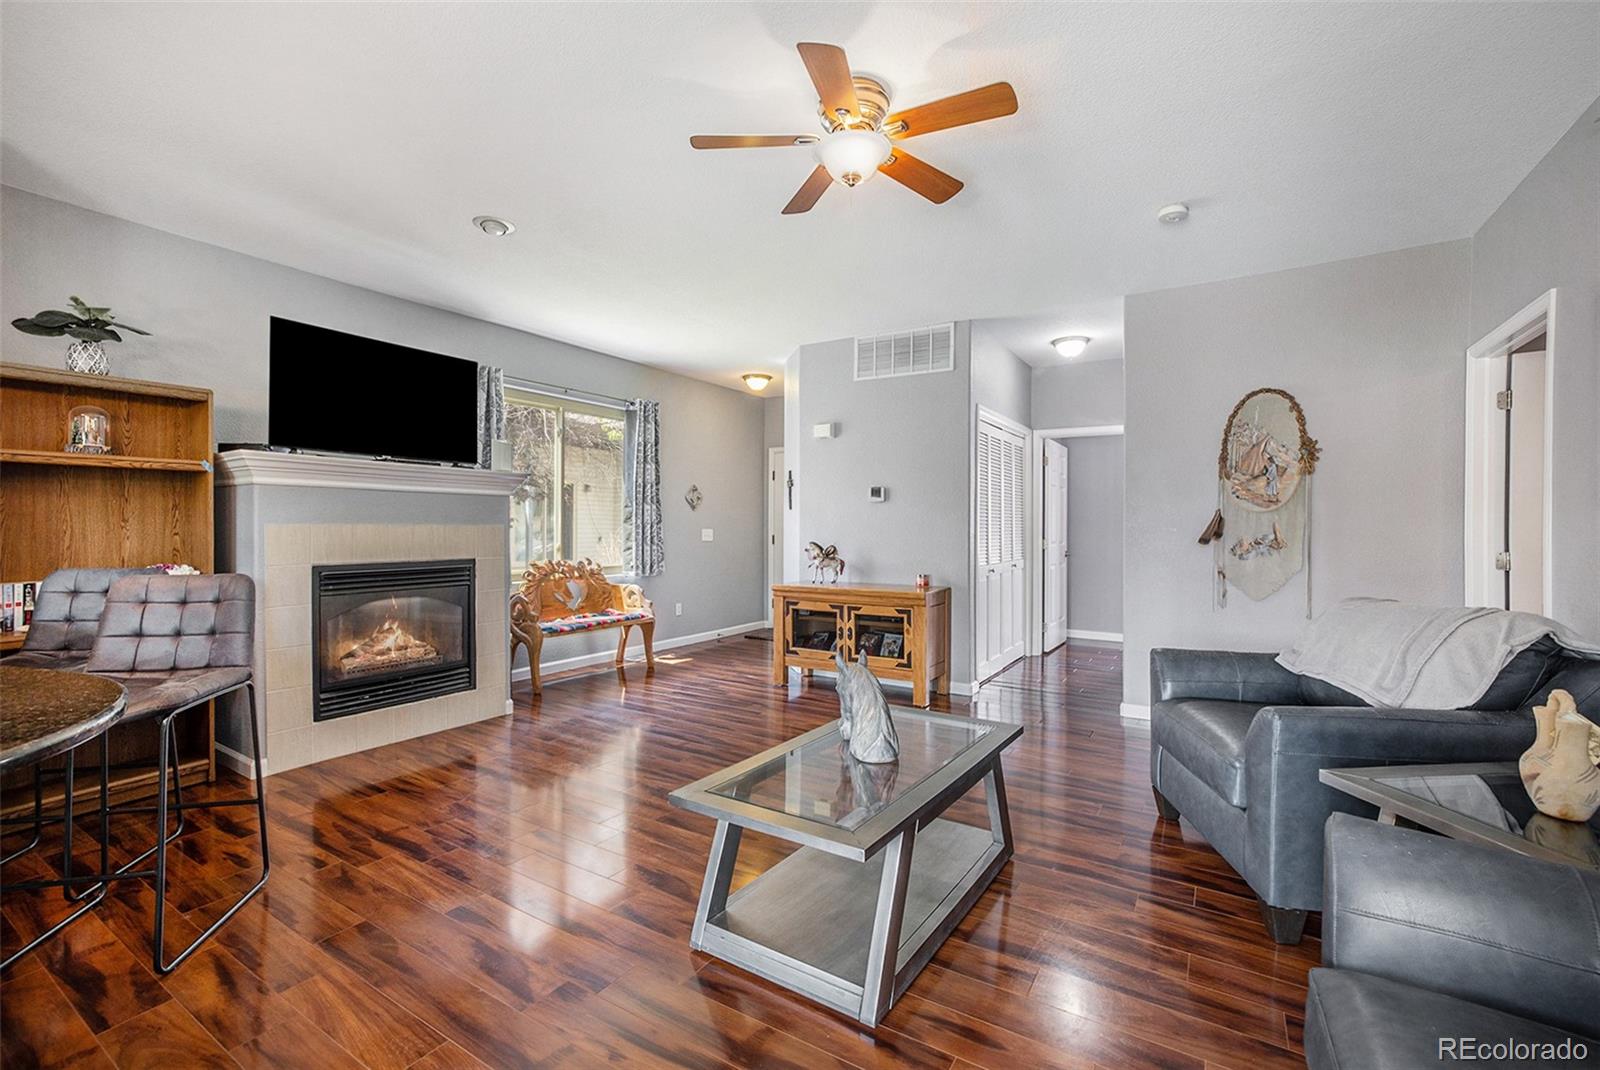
[{"xmin": 216, "ymin": 449, "xmax": 527, "ymax": 496}]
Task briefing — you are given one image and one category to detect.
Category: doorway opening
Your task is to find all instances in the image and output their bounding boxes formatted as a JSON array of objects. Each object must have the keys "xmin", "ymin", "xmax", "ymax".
[
  {"xmin": 1030, "ymin": 425, "xmax": 1124, "ymax": 655},
  {"xmin": 1464, "ymin": 290, "xmax": 1555, "ymax": 614}
]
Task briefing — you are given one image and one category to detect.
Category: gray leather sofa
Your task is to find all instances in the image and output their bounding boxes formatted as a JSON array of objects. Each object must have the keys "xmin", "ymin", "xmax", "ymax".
[
  {"xmin": 1147, "ymin": 642, "xmax": 1599, "ymax": 942},
  {"xmin": 1306, "ymin": 814, "xmax": 1600, "ymax": 1070}
]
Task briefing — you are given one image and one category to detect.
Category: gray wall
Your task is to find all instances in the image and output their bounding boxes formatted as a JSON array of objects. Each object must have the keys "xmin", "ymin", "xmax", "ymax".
[
  {"xmin": 1034, "ymin": 358, "xmax": 1125, "ymax": 428},
  {"xmin": 1468, "ymin": 97, "xmax": 1600, "ymax": 637},
  {"xmin": 1058, "ymin": 434, "xmax": 1125, "ymax": 636},
  {"xmin": 971, "ymin": 324, "xmax": 1031, "ymax": 428},
  {"xmin": 1, "ymin": 186, "xmax": 769, "ymax": 668},
  {"xmin": 763, "ymin": 395, "xmax": 783, "ymax": 448},
  {"xmin": 792, "ymin": 324, "xmax": 976, "ymax": 687},
  {"xmin": 1123, "ymin": 240, "xmax": 1472, "ymax": 706}
]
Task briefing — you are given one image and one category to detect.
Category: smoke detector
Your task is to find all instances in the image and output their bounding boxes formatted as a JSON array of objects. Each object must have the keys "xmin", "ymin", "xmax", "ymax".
[{"xmin": 1157, "ymin": 203, "xmax": 1190, "ymax": 225}]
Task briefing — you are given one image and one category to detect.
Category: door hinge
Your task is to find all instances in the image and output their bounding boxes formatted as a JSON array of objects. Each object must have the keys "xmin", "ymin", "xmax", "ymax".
[
  {"xmin": 1496, "ymin": 389, "xmax": 1513, "ymax": 411},
  {"xmin": 1495, "ymin": 551, "xmax": 1512, "ymax": 571}
]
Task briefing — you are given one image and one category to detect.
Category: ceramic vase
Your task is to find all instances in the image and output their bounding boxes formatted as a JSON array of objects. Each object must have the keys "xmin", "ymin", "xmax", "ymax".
[
  {"xmin": 1519, "ymin": 689, "xmax": 1600, "ymax": 823},
  {"xmin": 65, "ymin": 340, "xmax": 110, "ymax": 376}
]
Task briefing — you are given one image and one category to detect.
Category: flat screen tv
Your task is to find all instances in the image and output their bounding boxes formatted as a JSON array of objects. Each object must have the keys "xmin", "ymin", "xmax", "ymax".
[{"xmin": 268, "ymin": 317, "xmax": 479, "ymax": 465}]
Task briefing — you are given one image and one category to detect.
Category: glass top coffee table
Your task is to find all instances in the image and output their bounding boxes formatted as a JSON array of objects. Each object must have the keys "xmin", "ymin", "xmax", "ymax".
[
  {"xmin": 1320, "ymin": 762, "xmax": 1599, "ymax": 870},
  {"xmin": 669, "ymin": 707, "xmax": 1022, "ymax": 1027}
]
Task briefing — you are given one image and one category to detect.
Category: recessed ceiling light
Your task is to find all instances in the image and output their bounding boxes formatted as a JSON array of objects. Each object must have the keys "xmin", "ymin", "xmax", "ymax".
[
  {"xmin": 1157, "ymin": 203, "xmax": 1190, "ymax": 224},
  {"xmin": 472, "ymin": 215, "xmax": 515, "ymax": 237},
  {"xmin": 741, "ymin": 372, "xmax": 774, "ymax": 391},
  {"xmin": 1051, "ymin": 336, "xmax": 1090, "ymax": 359}
]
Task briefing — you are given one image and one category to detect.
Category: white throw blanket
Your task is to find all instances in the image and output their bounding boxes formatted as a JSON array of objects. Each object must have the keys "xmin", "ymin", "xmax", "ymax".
[{"xmin": 1277, "ymin": 598, "xmax": 1600, "ymax": 709}]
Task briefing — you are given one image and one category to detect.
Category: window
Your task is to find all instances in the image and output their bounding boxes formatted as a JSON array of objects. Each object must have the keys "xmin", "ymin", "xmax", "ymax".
[{"xmin": 505, "ymin": 387, "xmax": 628, "ymax": 573}]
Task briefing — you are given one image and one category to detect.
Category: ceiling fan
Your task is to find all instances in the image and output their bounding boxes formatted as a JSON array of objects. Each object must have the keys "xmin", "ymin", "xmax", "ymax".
[{"xmin": 690, "ymin": 42, "xmax": 1018, "ymax": 214}]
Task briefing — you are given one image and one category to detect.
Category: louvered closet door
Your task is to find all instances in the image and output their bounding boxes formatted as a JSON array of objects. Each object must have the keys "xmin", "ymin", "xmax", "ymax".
[{"xmin": 976, "ymin": 418, "xmax": 1028, "ymax": 682}]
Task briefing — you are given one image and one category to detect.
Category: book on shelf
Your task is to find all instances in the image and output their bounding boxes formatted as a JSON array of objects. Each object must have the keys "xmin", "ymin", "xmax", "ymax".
[{"xmin": 0, "ymin": 580, "xmax": 41, "ymax": 633}]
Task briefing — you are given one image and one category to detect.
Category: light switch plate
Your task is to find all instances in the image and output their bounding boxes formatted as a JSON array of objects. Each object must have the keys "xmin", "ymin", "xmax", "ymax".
[{"xmin": 701, "ymin": 528, "xmax": 714, "ymax": 542}]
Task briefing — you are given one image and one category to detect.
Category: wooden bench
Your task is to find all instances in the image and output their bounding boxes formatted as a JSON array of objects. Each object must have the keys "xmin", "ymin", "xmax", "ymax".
[{"xmin": 509, "ymin": 559, "xmax": 655, "ymax": 694}]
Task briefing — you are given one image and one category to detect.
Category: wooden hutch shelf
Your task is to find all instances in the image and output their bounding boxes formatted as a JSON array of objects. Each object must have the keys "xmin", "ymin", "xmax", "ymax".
[
  {"xmin": 771, "ymin": 582, "xmax": 951, "ymax": 707},
  {"xmin": 0, "ymin": 447, "xmax": 213, "ymax": 472},
  {"xmin": 0, "ymin": 361, "xmax": 217, "ymax": 816}
]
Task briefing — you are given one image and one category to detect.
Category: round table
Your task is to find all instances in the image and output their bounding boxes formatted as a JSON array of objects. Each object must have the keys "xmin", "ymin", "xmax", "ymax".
[{"xmin": 0, "ymin": 666, "xmax": 126, "ymax": 773}]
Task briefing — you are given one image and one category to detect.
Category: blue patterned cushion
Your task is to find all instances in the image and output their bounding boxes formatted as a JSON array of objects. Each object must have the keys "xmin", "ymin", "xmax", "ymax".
[{"xmin": 538, "ymin": 610, "xmax": 651, "ymax": 635}]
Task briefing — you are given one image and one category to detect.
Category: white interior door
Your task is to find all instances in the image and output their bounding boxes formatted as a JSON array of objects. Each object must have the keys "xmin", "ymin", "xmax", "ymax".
[
  {"xmin": 1508, "ymin": 351, "xmax": 1546, "ymax": 613},
  {"xmin": 976, "ymin": 417, "xmax": 1027, "ymax": 681},
  {"xmin": 1042, "ymin": 439, "xmax": 1070, "ymax": 650},
  {"xmin": 767, "ymin": 447, "xmax": 784, "ymax": 601}
]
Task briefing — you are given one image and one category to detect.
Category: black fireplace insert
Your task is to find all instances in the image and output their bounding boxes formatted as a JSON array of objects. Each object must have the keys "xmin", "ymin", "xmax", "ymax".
[{"xmin": 312, "ymin": 559, "xmax": 475, "ymax": 721}]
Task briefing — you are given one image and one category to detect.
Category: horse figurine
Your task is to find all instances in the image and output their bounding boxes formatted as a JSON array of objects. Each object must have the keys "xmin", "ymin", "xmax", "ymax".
[
  {"xmin": 805, "ymin": 541, "xmax": 846, "ymax": 584},
  {"xmin": 834, "ymin": 648, "xmax": 900, "ymax": 763}
]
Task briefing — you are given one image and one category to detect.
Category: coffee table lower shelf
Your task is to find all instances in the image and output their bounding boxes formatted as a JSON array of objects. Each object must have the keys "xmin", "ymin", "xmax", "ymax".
[{"xmin": 692, "ymin": 818, "xmax": 1008, "ymax": 1026}]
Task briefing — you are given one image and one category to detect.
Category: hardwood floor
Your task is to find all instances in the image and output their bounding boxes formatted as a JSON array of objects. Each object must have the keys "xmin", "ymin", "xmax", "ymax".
[{"xmin": 2, "ymin": 639, "xmax": 1316, "ymax": 1069}]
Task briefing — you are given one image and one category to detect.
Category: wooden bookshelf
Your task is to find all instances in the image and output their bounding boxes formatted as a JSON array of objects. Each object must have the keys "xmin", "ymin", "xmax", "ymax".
[{"xmin": 0, "ymin": 361, "xmax": 216, "ymax": 815}]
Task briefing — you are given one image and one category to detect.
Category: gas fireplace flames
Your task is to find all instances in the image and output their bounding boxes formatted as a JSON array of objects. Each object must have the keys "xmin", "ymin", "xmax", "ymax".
[{"xmin": 337, "ymin": 617, "xmax": 441, "ymax": 677}]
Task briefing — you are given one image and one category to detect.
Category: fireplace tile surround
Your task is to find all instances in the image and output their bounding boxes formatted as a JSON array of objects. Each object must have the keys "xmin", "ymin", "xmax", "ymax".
[
  {"xmin": 257, "ymin": 522, "xmax": 506, "ymax": 773},
  {"xmin": 216, "ymin": 450, "xmax": 524, "ymax": 776}
]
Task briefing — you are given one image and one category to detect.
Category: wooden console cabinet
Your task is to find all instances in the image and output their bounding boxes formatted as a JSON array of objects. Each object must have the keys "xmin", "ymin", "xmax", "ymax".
[{"xmin": 771, "ymin": 583, "xmax": 950, "ymax": 707}]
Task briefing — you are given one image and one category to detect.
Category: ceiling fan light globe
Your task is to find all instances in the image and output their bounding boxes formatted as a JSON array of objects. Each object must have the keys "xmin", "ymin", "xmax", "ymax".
[{"xmin": 814, "ymin": 129, "xmax": 892, "ymax": 188}]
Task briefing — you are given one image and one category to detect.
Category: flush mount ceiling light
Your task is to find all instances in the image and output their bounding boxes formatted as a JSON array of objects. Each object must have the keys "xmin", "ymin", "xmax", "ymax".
[
  {"xmin": 1051, "ymin": 336, "xmax": 1091, "ymax": 359},
  {"xmin": 741, "ymin": 372, "xmax": 774, "ymax": 391},
  {"xmin": 1157, "ymin": 203, "xmax": 1190, "ymax": 224},
  {"xmin": 690, "ymin": 42, "xmax": 1018, "ymax": 213},
  {"xmin": 472, "ymin": 215, "xmax": 515, "ymax": 237}
]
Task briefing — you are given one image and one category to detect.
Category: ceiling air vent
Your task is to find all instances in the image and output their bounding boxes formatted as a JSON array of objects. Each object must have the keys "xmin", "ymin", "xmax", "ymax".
[{"xmin": 855, "ymin": 323, "xmax": 955, "ymax": 381}]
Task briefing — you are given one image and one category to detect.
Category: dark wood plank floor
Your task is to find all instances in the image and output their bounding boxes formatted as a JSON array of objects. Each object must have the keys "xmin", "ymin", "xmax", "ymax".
[{"xmin": 2, "ymin": 639, "xmax": 1315, "ymax": 1069}]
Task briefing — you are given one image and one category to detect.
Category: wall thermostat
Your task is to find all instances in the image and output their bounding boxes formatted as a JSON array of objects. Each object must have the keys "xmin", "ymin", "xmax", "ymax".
[
  {"xmin": 868, "ymin": 486, "xmax": 887, "ymax": 503},
  {"xmin": 811, "ymin": 422, "xmax": 837, "ymax": 439}
]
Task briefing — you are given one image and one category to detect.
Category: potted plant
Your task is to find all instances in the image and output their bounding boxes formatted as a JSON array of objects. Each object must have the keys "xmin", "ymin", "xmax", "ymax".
[{"xmin": 11, "ymin": 296, "xmax": 150, "ymax": 376}]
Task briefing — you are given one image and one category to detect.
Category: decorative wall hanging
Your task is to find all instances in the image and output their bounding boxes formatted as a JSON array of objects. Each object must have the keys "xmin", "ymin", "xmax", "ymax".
[
  {"xmin": 1207, "ymin": 387, "xmax": 1319, "ymax": 611},
  {"xmin": 684, "ymin": 485, "xmax": 703, "ymax": 511}
]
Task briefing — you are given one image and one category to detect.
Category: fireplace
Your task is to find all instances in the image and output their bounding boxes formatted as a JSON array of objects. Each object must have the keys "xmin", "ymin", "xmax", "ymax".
[{"xmin": 312, "ymin": 560, "xmax": 476, "ymax": 721}]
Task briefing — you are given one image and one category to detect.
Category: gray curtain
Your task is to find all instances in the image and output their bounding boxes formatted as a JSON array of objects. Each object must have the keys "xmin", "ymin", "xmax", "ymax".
[
  {"xmin": 624, "ymin": 399, "xmax": 664, "ymax": 576},
  {"xmin": 476, "ymin": 365, "xmax": 505, "ymax": 468}
]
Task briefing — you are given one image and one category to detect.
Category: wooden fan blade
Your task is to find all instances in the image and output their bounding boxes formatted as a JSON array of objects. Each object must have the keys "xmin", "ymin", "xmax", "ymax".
[
  {"xmin": 690, "ymin": 135, "xmax": 817, "ymax": 149},
  {"xmin": 782, "ymin": 166, "xmax": 832, "ymax": 215},
  {"xmin": 879, "ymin": 148, "xmax": 963, "ymax": 203},
  {"xmin": 797, "ymin": 42, "xmax": 859, "ymax": 119},
  {"xmin": 886, "ymin": 82, "xmax": 1018, "ymax": 138}
]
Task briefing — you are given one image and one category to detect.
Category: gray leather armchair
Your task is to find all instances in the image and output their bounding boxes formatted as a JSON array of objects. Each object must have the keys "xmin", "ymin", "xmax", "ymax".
[
  {"xmin": 1306, "ymin": 814, "xmax": 1600, "ymax": 1069},
  {"xmin": 1147, "ymin": 642, "xmax": 1597, "ymax": 942}
]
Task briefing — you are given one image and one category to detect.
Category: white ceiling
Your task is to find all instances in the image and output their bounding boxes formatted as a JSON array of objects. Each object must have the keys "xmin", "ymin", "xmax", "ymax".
[{"xmin": 3, "ymin": 3, "xmax": 1596, "ymax": 389}]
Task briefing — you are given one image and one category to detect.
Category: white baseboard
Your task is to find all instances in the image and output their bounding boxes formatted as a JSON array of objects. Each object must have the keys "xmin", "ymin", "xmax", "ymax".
[
  {"xmin": 215, "ymin": 741, "xmax": 265, "ymax": 777},
  {"xmin": 1065, "ymin": 629, "xmax": 1124, "ymax": 643},
  {"xmin": 1120, "ymin": 702, "xmax": 1151, "ymax": 720},
  {"xmin": 948, "ymin": 680, "xmax": 979, "ymax": 697},
  {"xmin": 510, "ymin": 619, "xmax": 769, "ymax": 682}
]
